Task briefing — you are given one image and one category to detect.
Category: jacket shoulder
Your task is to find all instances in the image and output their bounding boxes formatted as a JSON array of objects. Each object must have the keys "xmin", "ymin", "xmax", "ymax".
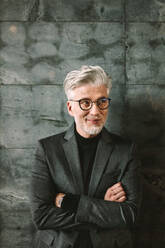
[
  {"xmin": 105, "ymin": 130, "xmax": 137, "ymax": 161},
  {"xmin": 38, "ymin": 130, "xmax": 66, "ymax": 147},
  {"xmin": 111, "ymin": 133, "xmax": 132, "ymax": 145},
  {"xmin": 104, "ymin": 128, "xmax": 132, "ymax": 146}
]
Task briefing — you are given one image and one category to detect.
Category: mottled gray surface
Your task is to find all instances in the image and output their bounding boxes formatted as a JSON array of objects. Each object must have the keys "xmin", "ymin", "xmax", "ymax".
[
  {"xmin": 0, "ymin": 22, "xmax": 124, "ymax": 85},
  {"xmin": 0, "ymin": 148, "xmax": 35, "ymax": 247},
  {"xmin": 127, "ymin": 0, "xmax": 165, "ymax": 22},
  {"xmin": 126, "ymin": 23, "xmax": 165, "ymax": 85},
  {"xmin": 0, "ymin": 0, "xmax": 123, "ymax": 21},
  {"xmin": 0, "ymin": 0, "xmax": 165, "ymax": 247}
]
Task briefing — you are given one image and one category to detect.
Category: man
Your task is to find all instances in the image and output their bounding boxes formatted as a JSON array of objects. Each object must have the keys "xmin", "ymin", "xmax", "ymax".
[{"xmin": 30, "ymin": 65, "xmax": 141, "ymax": 248}]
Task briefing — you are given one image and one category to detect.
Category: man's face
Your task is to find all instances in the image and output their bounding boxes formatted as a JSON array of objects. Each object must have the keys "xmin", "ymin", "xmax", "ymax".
[{"xmin": 67, "ymin": 84, "xmax": 109, "ymax": 138}]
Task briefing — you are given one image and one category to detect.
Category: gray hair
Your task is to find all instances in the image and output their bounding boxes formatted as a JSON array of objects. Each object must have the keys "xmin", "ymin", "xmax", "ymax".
[{"xmin": 63, "ymin": 65, "xmax": 112, "ymax": 98}]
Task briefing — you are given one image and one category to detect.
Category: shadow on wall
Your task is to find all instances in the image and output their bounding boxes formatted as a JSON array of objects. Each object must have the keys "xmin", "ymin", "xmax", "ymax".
[{"xmin": 123, "ymin": 100, "xmax": 165, "ymax": 247}]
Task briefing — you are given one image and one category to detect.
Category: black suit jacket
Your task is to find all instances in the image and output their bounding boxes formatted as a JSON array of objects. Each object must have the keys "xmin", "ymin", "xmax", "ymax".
[{"xmin": 30, "ymin": 124, "xmax": 141, "ymax": 248}]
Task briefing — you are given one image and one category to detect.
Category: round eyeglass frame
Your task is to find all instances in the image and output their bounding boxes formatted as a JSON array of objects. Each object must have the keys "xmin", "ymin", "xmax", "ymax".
[{"xmin": 69, "ymin": 97, "xmax": 111, "ymax": 111}]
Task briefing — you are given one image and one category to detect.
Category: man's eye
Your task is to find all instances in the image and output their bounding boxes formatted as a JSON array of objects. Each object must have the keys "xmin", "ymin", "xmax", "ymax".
[
  {"xmin": 100, "ymin": 99, "xmax": 106, "ymax": 103},
  {"xmin": 98, "ymin": 99, "xmax": 107, "ymax": 104},
  {"xmin": 81, "ymin": 100, "xmax": 90, "ymax": 106}
]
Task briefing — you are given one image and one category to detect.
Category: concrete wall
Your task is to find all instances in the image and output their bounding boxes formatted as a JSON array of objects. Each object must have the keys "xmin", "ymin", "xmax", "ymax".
[{"xmin": 0, "ymin": 0, "xmax": 165, "ymax": 247}]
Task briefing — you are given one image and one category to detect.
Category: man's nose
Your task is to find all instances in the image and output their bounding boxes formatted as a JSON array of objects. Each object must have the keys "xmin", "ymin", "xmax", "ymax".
[{"xmin": 89, "ymin": 103, "xmax": 100, "ymax": 114}]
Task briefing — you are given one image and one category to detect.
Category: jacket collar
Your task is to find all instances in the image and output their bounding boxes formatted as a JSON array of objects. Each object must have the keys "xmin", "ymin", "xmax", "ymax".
[
  {"xmin": 64, "ymin": 122, "xmax": 114, "ymax": 144},
  {"xmin": 63, "ymin": 122, "xmax": 115, "ymax": 196}
]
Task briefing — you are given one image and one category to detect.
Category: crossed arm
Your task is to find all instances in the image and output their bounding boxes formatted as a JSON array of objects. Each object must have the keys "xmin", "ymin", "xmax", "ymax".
[{"xmin": 55, "ymin": 182, "xmax": 126, "ymax": 209}]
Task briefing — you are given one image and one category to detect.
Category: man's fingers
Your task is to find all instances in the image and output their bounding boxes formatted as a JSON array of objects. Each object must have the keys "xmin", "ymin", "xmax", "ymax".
[
  {"xmin": 116, "ymin": 195, "xmax": 126, "ymax": 202},
  {"xmin": 106, "ymin": 184, "xmax": 125, "ymax": 196},
  {"xmin": 110, "ymin": 191, "xmax": 126, "ymax": 201},
  {"xmin": 104, "ymin": 182, "xmax": 127, "ymax": 202},
  {"xmin": 106, "ymin": 182, "xmax": 123, "ymax": 193},
  {"xmin": 110, "ymin": 182, "xmax": 122, "ymax": 190},
  {"xmin": 110, "ymin": 193, "xmax": 126, "ymax": 202},
  {"xmin": 111, "ymin": 186, "xmax": 124, "ymax": 195},
  {"xmin": 109, "ymin": 182, "xmax": 123, "ymax": 191},
  {"xmin": 114, "ymin": 191, "xmax": 126, "ymax": 199}
]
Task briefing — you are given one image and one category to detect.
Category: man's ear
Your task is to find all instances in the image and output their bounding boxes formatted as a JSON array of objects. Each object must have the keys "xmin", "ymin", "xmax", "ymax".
[{"xmin": 67, "ymin": 101, "xmax": 74, "ymax": 117}]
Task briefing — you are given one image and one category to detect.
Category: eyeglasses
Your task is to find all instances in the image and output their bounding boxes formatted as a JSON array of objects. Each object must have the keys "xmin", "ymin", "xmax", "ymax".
[{"xmin": 69, "ymin": 98, "xmax": 111, "ymax": 111}]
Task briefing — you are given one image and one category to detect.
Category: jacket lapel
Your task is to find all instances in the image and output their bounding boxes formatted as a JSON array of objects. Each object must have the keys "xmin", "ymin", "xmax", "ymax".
[
  {"xmin": 62, "ymin": 124, "xmax": 84, "ymax": 194},
  {"xmin": 88, "ymin": 128, "xmax": 115, "ymax": 197}
]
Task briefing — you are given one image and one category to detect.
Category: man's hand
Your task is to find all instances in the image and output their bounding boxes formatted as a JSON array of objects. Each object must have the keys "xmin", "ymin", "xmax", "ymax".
[
  {"xmin": 104, "ymin": 182, "xmax": 126, "ymax": 202},
  {"xmin": 55, "ymin": 193, "xmax": 65, "ymax": 208}
]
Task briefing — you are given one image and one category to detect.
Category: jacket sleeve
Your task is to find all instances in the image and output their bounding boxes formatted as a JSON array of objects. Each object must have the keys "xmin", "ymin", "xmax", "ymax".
[
  {"xmin": 30, "ymin": 141, "xmax": 84, "ymax": 231},
  {"xmin": 75, "ymin": 143, "xmax": 142, "ymax": 229}
]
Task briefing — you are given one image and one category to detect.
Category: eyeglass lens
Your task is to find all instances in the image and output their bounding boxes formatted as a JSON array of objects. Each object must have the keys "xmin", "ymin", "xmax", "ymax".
[{"xmin": 79, "ymin": 98, "xmax": 110, "ymax": 110}]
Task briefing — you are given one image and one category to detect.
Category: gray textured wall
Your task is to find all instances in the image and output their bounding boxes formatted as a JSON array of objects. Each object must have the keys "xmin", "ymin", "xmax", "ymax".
[{"xmin": 0, "ymin": 0, "xmax": 165, "ymax": 247}]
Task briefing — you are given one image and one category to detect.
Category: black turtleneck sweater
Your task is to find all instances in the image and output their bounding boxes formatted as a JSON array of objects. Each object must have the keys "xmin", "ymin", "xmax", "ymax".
[
  {"xmin": 76, "ymin": 129, "xmax": 101, "ymax": 194},
  {"xmin": 61, "ymin": 128, "xmax": 101, "ymax": 248}
]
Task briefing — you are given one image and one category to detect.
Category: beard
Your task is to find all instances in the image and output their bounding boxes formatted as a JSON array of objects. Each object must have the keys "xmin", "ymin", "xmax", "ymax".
[{"xmin": 81, "ymin": 122, "xmax": 104, "ymax": 136}]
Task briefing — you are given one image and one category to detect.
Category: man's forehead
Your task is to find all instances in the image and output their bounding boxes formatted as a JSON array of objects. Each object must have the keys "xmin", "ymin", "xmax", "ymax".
[{"xmin": 72, "ymin": 84, "xmax": 107, "ymax": 94}]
